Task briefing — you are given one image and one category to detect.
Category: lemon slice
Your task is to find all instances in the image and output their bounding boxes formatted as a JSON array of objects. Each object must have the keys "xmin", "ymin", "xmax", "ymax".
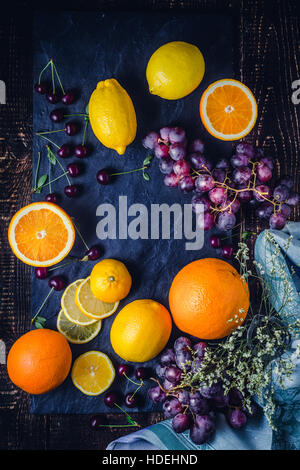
[
  {"xmin": 61, "ymin": 279, "xmax": 97, "ymax": 326},
  {"xmin": 71, "ymin": 351, "xmax": 115, "ymax": 396},
  {"xmin": 75, "ymin": 276, "xmax": 119, "ymax": 320},
  {"xmin": 57, "ymin": 309, "xmax": 101, "ymax": 344}
]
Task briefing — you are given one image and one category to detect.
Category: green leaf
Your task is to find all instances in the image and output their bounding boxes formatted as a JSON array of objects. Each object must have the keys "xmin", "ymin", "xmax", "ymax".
[
  {"xmin": 126, "ymin": 415, "xmax": 135, "ymax": 425},
  {"xmin": 143, "ymin": 155, "xmax": 153, "ymax": 166},
  {"xmin": 47, "ymin": 148, "xmax": 57, "ymax": 165},
  {"xmin": 143, "ymin": 172, "xmax": 150, "ymax": 181},
  {"xmin": 34, "ymin": 316, "xmax": 47, "ymax": 329},
  {"xmin": 37, "ymin": 174, "xmax": 48, "ymax": 188}
]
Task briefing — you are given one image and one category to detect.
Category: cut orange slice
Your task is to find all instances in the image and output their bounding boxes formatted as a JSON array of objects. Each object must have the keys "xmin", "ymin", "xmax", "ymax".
[
  {"xmin": 8, "ymin": 202, "xmax": 75, "ymax": 267},
  {"xmin": 200, "ymin": 79, "xmax": 257, "ymax": 141}
]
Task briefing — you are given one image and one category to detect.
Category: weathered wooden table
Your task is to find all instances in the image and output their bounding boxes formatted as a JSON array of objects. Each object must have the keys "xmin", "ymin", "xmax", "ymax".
[{"xmin": 0, "ymin": 0, "xmax": 299, "ymax": 450}]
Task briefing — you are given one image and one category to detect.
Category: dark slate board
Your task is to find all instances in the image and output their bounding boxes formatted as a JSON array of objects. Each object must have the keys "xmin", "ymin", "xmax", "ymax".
[{"xmin": 31, "ymin": 10, "xmax": 233, "ymax": 414}]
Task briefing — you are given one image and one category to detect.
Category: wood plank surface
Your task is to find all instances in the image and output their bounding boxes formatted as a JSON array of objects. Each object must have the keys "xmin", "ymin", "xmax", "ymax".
[{"xmin": 0, "ymin": 0, "xmax": 299, "ymax": 450}]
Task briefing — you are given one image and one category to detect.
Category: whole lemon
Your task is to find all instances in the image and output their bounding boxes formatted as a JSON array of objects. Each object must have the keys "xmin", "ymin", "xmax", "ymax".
[
  {"xmin": 88, "ymin": 78, "xmax": 137, "ymax": 155},
  {"xmin": 110, "ymin": 299, "xmax": 172, "ymax": 362},
  {"xmin": 90, "ymin": 259, "xmax": 132, "ymax": 303},
  {"xmin": 146, "ymin": 41, "xmax": 205, "ymax": 100}
]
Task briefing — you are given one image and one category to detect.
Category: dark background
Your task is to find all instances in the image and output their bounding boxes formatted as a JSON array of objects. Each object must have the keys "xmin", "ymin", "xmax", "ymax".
[{"xmin": 0, "ymin": 0, "xmax": 300, "ymax": 450}]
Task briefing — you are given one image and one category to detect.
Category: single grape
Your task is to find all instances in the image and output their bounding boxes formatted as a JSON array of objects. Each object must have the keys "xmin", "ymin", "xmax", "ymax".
[
  {"xmin": 273, "ymin": 184, "xmax": 289, "ymax": 202},
  {"xmin": 159, "ymin": 157, "xmax": 174, "ymax": 175},
  {"xmin": 279, "ymin": 175, "xmax": 293, "ymax": 189},
  {"xmin": 155, "ymin": 364, "xmax": 167, "ymax": 379},
  {"xmin": 189, "ymin": 391, "xmax": 210, "ymax": 414},
  {"xmin": 173, "ymin": 159, "xmax": 191, "ymax": 177},
  {"xmin": 160, "ymin": 348, "xmax": 176, "ymax": 366},
  {"xmin": 227, "ymin": 409, "xmax": 247, "ymax": 429},
  {"xmin": 232, "ymin": 166, "xmax": 252, "ymax": 185},
  {"xmin": 211, "ymin": 391, "xmax": 229, "ymax": 409},
  {"xmin": 174, "ymin": 337, "xmax": 192, "ymax": 352},
  {"xmin": 190, "ymin": 414, "xmax": 216, "ymax": 445},
  {"xmin": 230, "ymin": 154, "xmax": 249, "ymax": 168},
  {"xmin": 228, "ymin": 388, "xmax": 244, "ymax": 407},
  {"xmin": 236, "ymin": 142, "xmax": 254, "ymax": 158},
  {"xmin": 169, "ymin": 143, "xmax": 186, "ymax": 161},
  {"xmin": 175, "ymin": 350, "xmax": 192, "ymax": 371},
  {"xmin": 237, "ymin": 187, "xmax": 252, "ymax": 203},
  {"xmin": 160, "ymin": 126, "xmax": 172, "ymax": 142},
  {"xmin": 162, "ymin": 398, "xmax": 183, "ymax": 418},
  {"xmin": 165, "ymin": 366, "xmax": 182, "ymax": 385},
  {"xmin": 164, "ymin": 172, "xmax": 180, "ymax": 188},
  {"xmin": 222, "ymin": 245, "xmax": 234, "ymax": 259},
  {"xmin": 172, "ymin": 413, "xmax": 191, "ymax": 434},
  {"xmin": 193, "ymin": 342, "xmax": 208, "ymax": 359},
  {"xmin": 178, "ymin": 175, "xmax": 195, "ymax": 192},
  {"xmin": 148, "ymin": 386, "xmax": 166, "ymax": 404},
  {"xmin": 208, "ymin": 187, "xmax": 227, "ymax": 205},
  {"xmin": 215, "ymin": 158, "xmax": 230, "ymax": 169},
  {"xmin": 253, "ymin": 184, "xmax": 271, "ymax": 202},
  {"xmin": 195, "ymin": 174, "xmax": 215, "ymax": 192},
  {"xmin": 189, "ymin": 153, "xmax": 212, "ymax": 171},
  {"xmin": 189, "ymin": 138, "xmax": 204, "ymax": 154},
  {"xmin": 200, "ymin": 382, "xmax": 223, "ymax": 399},
  {"xmin": 279, "ymin": 203, "xmax": 292, "ymax": 218},
  {"xmin": 163, "ymin": 378, "xmax": 175, "ymax": 391},
  {"xmin": 269, "ymin": 212, "xmax": 286, "ymax": 229},
  {"xmin": 259, "ymin": 156, "xmax": 274, "ymax": 170},
  {"xmin": 220, "ymin": 198, "xmax": 240, "ymax": 214},
  {"xmin": 209, "ymin": 235, "xmax": 221, "ymax": 249},
  {"xmin": 191, "ymin": 194, "xmax": 210, "ymax": 214},
  {"xmin": 142, "ymin": 131, "xmax": 159, "ymax": 150},
  {"xmin": 257, "ymin": 162, "xmax": 272, "ymax": 182},
  {"xmin": 176, "ymin": 389, "xmax": 190, "ymax": 405},
  {"xmin": 216, "ymin": 212, "xmax": 236, "ymax": 231},
  {"xmin": 154, "ymin": 143, "xmax": 169, "ymax": 159},
  {"xmin": 286, "ymin": 192, "xmax": 299, "ymax": 206},
  {"xmin": 212, "ymin": 168, "xmax": 226, "ymax": 183},
  {"xmin": 197, "ymin": 211, "xmax": 214, "ymax": 231},
  {"xmin": 255, "ymin": 202, "xmax": 274, "ymax": 219},
  {"xmin": 169, "ymin": 127, "xmax": 186, "ymax": 144}
]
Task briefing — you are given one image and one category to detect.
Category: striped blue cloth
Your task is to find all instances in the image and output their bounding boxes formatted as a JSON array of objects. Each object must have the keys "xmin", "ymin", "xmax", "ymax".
[{"xmin": 107, "ymin": 222, "xmax": 300, "ymax": 450}]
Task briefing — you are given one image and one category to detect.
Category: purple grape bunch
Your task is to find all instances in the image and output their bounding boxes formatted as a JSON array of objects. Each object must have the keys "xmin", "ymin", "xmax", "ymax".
[
  {"xmin": 142, "ymin": 129, "xmax": 299, "ymax": 231},
  {"xmin": 148, "ymin": 336, "xmax": 259, "ymax": 445}
]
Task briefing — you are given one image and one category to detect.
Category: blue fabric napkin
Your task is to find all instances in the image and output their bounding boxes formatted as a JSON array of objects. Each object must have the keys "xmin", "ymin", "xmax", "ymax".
[{"xmin": 107, "ymin": 222, "xmax": 300, "ymax": 450}]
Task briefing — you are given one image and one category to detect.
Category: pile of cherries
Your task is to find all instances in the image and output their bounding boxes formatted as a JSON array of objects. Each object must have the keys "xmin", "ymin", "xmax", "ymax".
[
  {"xmin": 142, "ymin": 127, "xmax": 299, "ymax": 232},
  {"xmin": 148, "ymin": 336, "xmax": 259, "ymax": 445}
]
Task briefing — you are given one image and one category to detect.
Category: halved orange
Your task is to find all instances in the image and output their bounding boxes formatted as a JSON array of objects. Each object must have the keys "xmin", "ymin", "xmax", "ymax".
[
  {"xmin": 200, "ymin": 79, "xmax": 257, "ymax": 141},
  {"xmin": 8, "ymin": 202, "xmax": 75, "ymax": 267}
]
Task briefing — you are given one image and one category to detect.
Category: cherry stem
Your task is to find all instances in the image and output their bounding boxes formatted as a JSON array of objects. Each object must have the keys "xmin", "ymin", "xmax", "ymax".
[
  {"xmin": 112, "ymin": 403, "xmax": 140, "ymax": 427},
  {"xmin": 37, "ymin": 133, "xmax": 60, "ymax": 149},
  {"xmin": 38, "ymin": 129, "xmax": 65, "ymax": 135},
  {"xmin": 38, "ymin": 59, "xmax": 52, "ymax": 85},
  {"xmin": 50, "ymin": 60, "xmax": 55, "ymax": 94},
  {"xmin": 111, "ymin": 166, "xmax": 147, "ymax": 177},
  {"xmin": 48, "ymin": 258, "xmax": 80, "ymax": 272},
  {"xmin": 48, "ymin": 159, "xmax": 51, "ymax": 193},
  {"xmin": 31, "ymin": 288, "xmax": 54, "ymax": 324},
  {"xmin": 123, "ymin": 373, "xmax": 142, "ymax": 387},
  {"xmin": 130, "ymin": 380, "xmax": 144, "ymax": 401},
  {"xmin": 82, "ymin": 119, "xmax": 88, "ymax": 146},
  {"xmin": 34, "ymin": 151, "xmax": 41, "ymax": 190},
  {"xmin": 71, "ymin": 219, "xmax": 89, "ymax": 251},
  {"xmin": 51, "ymin": 60, "xmax": 65, "ymax": 95},
  {"xmin": 46, "ymin": 145, "xmax": 71, "ymax": 185},
  {"xmin": 64, "ymin": 113, "xmax": 89, "ymax": 118},
  {"xmin": 33, "ymin": 171, "xmax": 69, "ymax": 192}
]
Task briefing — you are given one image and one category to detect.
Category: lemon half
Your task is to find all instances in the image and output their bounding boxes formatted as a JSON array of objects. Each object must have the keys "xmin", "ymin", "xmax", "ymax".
[{"xmin": 71, "ymin": 351, "xmax": 115, "ymax": 396}]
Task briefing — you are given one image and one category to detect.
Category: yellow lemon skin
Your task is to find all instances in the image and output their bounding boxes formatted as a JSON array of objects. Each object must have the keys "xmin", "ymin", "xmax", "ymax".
[
  {"xmin": 110, "ymin": 299, "xmax": 172, "ymax": 363},
  {"xmin": 146, "ymin": 41, "xmax": 205, "ymax": 100},
  {"xmin": 88, "ymin": 79, "xmax": 137, "ymax": 155},
  {"xmin": 90, "ymin": 259, "xmax": 132, "ymax": 303}
]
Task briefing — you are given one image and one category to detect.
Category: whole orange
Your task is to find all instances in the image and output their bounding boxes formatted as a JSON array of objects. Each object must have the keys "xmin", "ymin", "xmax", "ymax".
[
  {"xmin": 169, "ymin": 258, "xmax": 249, "ymax": 340},
  {"xmin": 7, "ymin": 329, "xmax": 72, "ymax": 394}
]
